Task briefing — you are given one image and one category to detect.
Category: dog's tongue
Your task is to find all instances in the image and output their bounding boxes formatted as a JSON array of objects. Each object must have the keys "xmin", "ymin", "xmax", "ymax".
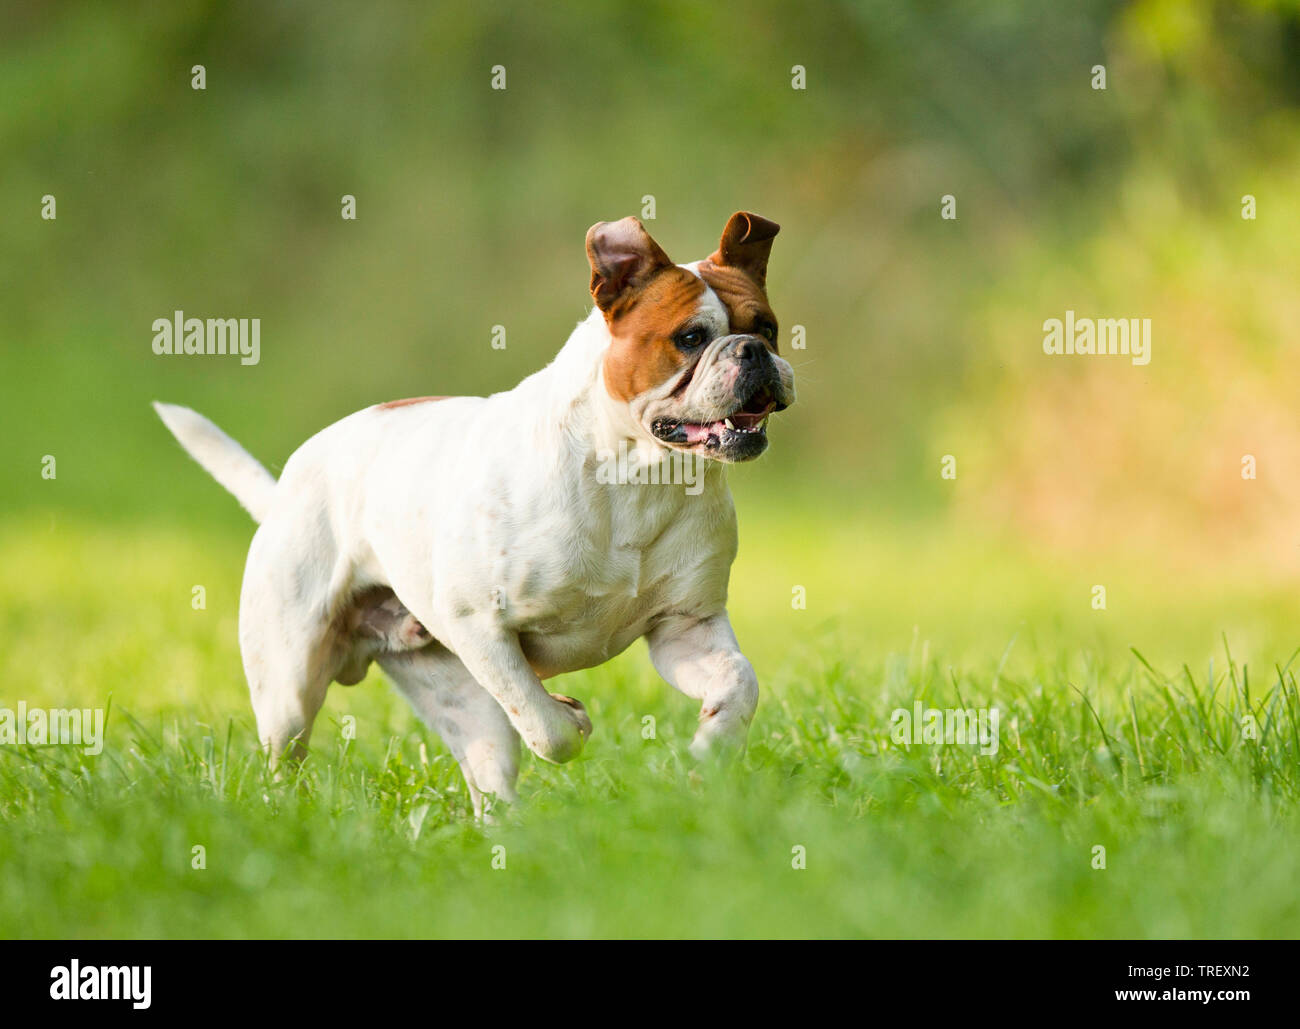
[{"xmin": 683, "ymin": 421, "xmax": 722, "ymax": 443}]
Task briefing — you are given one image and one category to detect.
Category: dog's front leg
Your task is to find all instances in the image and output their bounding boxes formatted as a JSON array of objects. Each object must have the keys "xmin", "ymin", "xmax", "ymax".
[
  {"xmin": 647, "ymin": 612, "xmax": 759, "ymax": 760},
  {"xmin": 444, "ymin": 617, "xmax": 593, "ymax": 764}
]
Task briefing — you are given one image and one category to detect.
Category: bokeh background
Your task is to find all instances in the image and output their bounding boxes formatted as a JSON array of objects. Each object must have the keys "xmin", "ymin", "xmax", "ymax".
[
  {"xmin": 6, "ymin": 1, "xmax": 1300, "ymax": 615},
  {"xmin": 2, "ymin": 1, "xmax": 1300, "ymax": 938}
]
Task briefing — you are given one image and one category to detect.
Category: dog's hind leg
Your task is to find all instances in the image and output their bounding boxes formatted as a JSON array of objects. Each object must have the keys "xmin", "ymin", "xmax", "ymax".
[
  {"xmin": 378, "ymin": 645, "xmax": 520, "ymax": 820},
  {"xmin": 242, "ymin": 622, "xmax": 334, "ymax": 770},
  {"xmin": 245, "ymin": 662, "xmax": 330, "ymax": 770},
  {"xmin": 238, "ymin": 526, "xmax": 338, "ymax": 771}
]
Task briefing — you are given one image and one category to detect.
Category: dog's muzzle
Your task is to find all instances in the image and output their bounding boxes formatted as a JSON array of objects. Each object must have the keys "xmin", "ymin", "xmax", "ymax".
[{"xmin": 649, "ymin": 334, "xmax": 793, "ymax": 462}]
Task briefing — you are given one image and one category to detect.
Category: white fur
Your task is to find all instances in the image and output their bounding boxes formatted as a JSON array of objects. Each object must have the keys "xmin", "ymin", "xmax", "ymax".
[
  {"xmin": 153, "ymin": 402, "xmax": 276, "ymax": 522},
  {"xmin": 158, "ymin": 303, "xmax": 770, "ymax": 817}
]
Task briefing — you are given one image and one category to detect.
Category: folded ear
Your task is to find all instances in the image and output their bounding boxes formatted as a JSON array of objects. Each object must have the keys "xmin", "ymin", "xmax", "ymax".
[
  {"xmin": 708, "ymin": 211, "xmax": 780, "ymax": 289},
  {"xmin": 586, "ymin": 217, "xmax": 674, "ymax": 312}
]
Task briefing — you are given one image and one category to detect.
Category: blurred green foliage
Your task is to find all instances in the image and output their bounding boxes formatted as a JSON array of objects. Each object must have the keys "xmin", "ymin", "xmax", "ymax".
[{"xmin": 4, "ymin": 0, "xmax": 1298, "ymax": 539}]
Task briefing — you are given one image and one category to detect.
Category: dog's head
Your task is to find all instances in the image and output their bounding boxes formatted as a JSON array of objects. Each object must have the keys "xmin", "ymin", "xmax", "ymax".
[{"xmin": 586, "ymin": 211, "xmax": 796, "ymax": 463}]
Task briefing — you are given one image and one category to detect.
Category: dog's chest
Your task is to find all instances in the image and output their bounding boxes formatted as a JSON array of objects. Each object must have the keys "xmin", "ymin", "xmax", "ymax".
[{"xmin": 504, "ymin": 486, "xmax": 735, "ymax": 677}]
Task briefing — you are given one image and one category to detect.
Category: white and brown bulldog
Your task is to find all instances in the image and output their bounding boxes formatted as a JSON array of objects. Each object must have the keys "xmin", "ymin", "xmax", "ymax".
[{"xmin": 155, "ymin": 211, "xmax": 795, "ymax": 817}]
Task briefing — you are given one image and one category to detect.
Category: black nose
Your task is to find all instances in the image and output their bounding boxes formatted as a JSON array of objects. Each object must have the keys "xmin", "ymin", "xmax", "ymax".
[{"xmin": 736, "ymin": 338, "xmax": 767, "ymax": 364}]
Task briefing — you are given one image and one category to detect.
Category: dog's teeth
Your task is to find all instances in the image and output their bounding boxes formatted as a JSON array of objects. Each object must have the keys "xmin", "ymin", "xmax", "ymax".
[{"xmin": 724, "ymin": 418, "xmax": 735, "ymax": 430}]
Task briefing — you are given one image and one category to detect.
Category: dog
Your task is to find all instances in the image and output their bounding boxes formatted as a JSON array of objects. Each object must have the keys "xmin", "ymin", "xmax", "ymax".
[{"xmin": 155, "ymin": 211, "xmax": 795, "ymax": 817}]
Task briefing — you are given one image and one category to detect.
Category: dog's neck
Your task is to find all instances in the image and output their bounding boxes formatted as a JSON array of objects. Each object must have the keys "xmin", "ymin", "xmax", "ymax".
[{"xmin": 507, "ymin": 307, "xmax": 727, "ymax": 491}]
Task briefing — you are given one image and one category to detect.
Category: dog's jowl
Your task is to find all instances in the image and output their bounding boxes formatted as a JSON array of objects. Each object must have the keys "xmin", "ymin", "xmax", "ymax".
[{"xmin": 154, "ymin": 211, "xmax": 795, "ymax": 818}]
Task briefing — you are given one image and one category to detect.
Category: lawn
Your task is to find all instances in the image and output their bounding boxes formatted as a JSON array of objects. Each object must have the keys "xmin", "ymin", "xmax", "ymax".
[{"xmin": 2, "ymin": 504, "xmax": 1297, "ymax": 938}]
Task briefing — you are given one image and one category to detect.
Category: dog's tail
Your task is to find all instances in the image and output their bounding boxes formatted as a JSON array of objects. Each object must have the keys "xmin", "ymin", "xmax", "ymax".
[{"xmin": 152, "ymin": 402, "xmax": 277, "ymax": 523}]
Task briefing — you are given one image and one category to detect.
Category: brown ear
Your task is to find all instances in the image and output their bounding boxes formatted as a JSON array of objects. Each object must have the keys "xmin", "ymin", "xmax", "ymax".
[
  {"xmin": 586, "ymin": 217, "xmax": 674, "ymax": 312},
  {"xmin": 708, "ymin": 211, "xmax": 780, "ymax": 288}
]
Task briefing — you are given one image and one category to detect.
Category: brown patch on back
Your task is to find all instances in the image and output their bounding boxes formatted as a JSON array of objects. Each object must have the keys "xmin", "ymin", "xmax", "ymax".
[
  {"xmin": 375, "ymin": 395, "xmax": 453, "ymax": 410},
  {"xmin": 601, "ymin": 267, "xmax": 706, "ymax": 402},
  {"xmin": 697, "ymin": 261, "xmax": 779, "ymax": 353}
]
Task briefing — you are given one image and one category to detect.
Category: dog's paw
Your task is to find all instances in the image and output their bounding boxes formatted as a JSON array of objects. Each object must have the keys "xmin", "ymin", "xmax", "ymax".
[
  {"xmin": 688, "ymin": 715, "xmax": 748, "ymax": 764},
  {"xmin": 549, "ymin": 693, "xmax": 593, "ymax": 740},
  {"xmin": 520, "ymin": 693, "xmax": 592, "ymax": 764}
]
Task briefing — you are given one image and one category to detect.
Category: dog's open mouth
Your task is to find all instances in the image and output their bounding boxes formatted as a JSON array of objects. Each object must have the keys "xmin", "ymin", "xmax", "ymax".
[{"xmin": 651, "ymin": 386, "xmax": 782, "ymax": 450}]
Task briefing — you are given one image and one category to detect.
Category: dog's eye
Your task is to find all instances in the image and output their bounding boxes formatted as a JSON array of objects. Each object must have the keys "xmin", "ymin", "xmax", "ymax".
[
  {"xmin": 758, "ymin": 323, "xmax": 777, "ymax": 342},
  {"xmin": 674, "ymin": 328, "xmax": 707, "ymax": 351}
]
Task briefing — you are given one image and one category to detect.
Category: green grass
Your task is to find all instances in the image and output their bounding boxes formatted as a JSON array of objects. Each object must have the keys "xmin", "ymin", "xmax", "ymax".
[{"xmin": 2, "ymin": 512, "xmax": 1300, "ymax": 938}]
